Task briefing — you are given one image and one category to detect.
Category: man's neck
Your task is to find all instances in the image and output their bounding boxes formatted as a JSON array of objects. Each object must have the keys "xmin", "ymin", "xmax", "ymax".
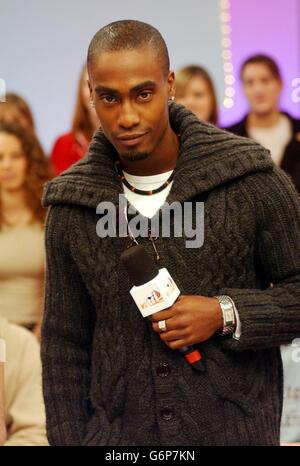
[
  {"xmin": 247, "ymin": 109, "xmax": 282, "ymax": 129},
  {"xmin": 119, "ymin": 126, "xmax": 180, "ymax": 176}
]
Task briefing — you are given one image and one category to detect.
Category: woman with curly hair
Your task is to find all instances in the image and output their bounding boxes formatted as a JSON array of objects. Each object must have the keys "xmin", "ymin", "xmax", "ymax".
[{"xmin": 0, "ymin": 123, "xmax": 52, "ymax": 338}]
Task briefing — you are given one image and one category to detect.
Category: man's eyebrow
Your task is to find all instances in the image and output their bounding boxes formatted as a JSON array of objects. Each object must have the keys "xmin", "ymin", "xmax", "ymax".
[
  {"xmin": 94, "ymin": 80, "xmax": 157, "ymax": 95},
  {"xmin": 131, "ymin": 81, "xmax": 157, "ymax": 92},
  {"xmin": 95, "ymin": 85, "xmax": 118, "ymax": 95}
]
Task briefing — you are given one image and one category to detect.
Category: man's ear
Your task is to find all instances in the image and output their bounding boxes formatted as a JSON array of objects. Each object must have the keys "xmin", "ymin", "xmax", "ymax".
[
  {"xmin": 88, "ymin": 79, "xmax": 93, "ymax": 101},
  {"xmin": 167, "ymin": 71, "xmax": 175, "ymax": 99},
  {"xmin": 88, "ymin": 80, "xmax": 96, "ymax": 108}
]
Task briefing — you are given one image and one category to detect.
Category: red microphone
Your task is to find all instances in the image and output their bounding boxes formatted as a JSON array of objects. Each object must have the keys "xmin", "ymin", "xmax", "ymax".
[{"xmin": 121, "ymin": 244, "xmax": 205, "ymax": 372}]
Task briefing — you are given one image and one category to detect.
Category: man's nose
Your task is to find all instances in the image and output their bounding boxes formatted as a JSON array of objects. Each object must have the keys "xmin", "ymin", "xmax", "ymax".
[{"xmin": 118, "ymin": 101, "xmax": 140, "ymax": 128}]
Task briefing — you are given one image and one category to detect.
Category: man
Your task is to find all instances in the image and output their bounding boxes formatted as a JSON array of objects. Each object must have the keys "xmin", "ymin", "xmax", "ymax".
[
  {"xmin": 226, "ymin": 55, "xmax": 300, "ymax": 193},
  {"xmin": 41, "ymin": 20, "xmax": 300, "ymax": 446}
]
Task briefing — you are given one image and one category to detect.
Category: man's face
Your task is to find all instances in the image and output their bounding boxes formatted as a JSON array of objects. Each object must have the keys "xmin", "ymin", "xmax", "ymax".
[
  {"xmin": 242, "ymin": 63, "xmax": 282, "ymax": 116},
  {"xmin": 88, "ymin": 48, "xmax": 174, "ymax": 162}
]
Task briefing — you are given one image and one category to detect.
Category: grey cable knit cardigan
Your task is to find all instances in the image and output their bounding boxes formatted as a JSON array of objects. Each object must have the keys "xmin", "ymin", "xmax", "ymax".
[{"xmin": 41, "ymin": 102, "xmax": 300, "ymax": 446}]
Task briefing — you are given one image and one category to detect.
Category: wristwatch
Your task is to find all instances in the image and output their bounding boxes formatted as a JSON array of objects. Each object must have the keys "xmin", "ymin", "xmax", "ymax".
[{"xmin": 215, "ymin": 295, "xmax": 236, "ymax": 336}]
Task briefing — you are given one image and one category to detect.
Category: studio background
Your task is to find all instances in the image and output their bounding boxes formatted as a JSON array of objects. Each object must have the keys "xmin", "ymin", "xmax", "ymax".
[{"xmin": 1, "ymin": 0, "xmax": 299, "ymax": 152}]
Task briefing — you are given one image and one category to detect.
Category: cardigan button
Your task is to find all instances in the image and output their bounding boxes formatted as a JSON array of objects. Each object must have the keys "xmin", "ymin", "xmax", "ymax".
[
  {"xmin": 161, "ymin": 408, "xmax": 174, "ymax": 421},
  {"xmin": 156, "ymin": 362, "xmax": 171, "ymax": 377}
]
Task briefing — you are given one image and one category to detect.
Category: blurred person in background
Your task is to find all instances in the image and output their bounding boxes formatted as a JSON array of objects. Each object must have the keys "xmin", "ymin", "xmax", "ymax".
[
  {"xmin": 0, "ymin": 123, "xmax": 52, "ymax": 338},
  {"xmin": 0, "ymin": 93, "xmax": 45, "ymax": 159},
  {"xmin": 0, "ymin": 93, "xmax": 35, "ymax": 132},
  {"xmin": 50, "ymin": 64, "xmax": 99, "ymax": 176},
  {"xmin": 0, "ymin": 316, "xmax": 48, "ymax": 446},
  {"xmin": 279, "ymin": 341, "xmax": 300, "ymax": 445},
  {"xmin": 0, "ymin": 341, "xmax": 6, "ymax": 446},
  {"xmin": 227, "ymin": 54, "xmax": 300, "ymax": 445},
  {"xmin": 226, "ymin": 55, "xmax": 300, "ymax": 193},
  {"xmin": 175, "ymin": 65, "xmax": 218, "ymax": 125}
]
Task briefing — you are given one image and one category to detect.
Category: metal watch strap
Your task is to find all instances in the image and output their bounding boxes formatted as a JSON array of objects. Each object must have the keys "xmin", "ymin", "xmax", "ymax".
[{"xmin": 215, "ymin": 295, "xmax": 236, "ymax": 336}]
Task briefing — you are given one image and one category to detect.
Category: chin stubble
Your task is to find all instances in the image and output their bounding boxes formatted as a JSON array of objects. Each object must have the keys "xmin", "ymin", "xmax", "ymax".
[{"xmin": 119, "ymin": 152, "xmax": 151, "ymax": 162}]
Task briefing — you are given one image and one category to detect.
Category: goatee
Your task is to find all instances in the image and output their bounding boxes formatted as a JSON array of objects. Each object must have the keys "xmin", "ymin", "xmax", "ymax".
[{"xmin": 119, "ymin": 152, "xmax": 150, "ymax": 162}]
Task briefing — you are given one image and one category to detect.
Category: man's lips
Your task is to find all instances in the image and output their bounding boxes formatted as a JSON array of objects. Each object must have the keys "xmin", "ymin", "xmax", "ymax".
[{"xmin": 116, "ymin": 132, "xmax": 147, "ymax": 147}]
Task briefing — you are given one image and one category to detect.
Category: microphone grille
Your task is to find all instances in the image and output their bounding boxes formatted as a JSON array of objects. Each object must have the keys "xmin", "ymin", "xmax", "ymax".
[{"xmin": 120, "ymin": 244, "xmax": 158, "ymax": 286}]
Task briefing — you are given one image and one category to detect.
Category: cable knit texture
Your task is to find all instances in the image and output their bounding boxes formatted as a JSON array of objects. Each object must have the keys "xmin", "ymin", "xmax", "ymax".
[{"xmin": 41, "ymin": 102, "xmax": 300, "ymax": 446}]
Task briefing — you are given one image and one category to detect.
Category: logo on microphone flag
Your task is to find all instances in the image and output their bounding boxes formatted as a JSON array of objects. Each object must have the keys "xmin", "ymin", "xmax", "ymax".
[
  {"xmin": 130, "ymin": 268, "xmax": 180, "ymax": 317},
  {"xmin": 141, "ymin": 290, "xmax": 163, "ymax": 310}
]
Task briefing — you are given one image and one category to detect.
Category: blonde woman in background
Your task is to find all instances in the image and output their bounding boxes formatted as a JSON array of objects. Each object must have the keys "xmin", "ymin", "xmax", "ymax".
[
  {"xmin": 175, "ymin": 65, "xmax": 218, "ymax": 125},
  {"xmin": 50, "ymin": 64, "xmax": 99, "ymax": 175},
  {"xmin": 0, "ymin": 123, "xmax": 52, "ymax": 338}
]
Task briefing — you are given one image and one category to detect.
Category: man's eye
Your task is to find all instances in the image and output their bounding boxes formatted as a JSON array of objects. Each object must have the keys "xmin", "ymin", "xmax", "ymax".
[
  {"xmin": 102, "ymin": 95, "xmax": 117, "ymax": 104},
  {"xmin": 139, "ymin": 91, "xmax": 152, "ymax": 100}
]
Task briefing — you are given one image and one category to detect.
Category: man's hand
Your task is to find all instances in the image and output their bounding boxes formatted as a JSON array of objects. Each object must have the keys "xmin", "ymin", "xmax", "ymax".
[{"xmin": 151, "ymin": 295, "xmax": 223, "ymax": 350}]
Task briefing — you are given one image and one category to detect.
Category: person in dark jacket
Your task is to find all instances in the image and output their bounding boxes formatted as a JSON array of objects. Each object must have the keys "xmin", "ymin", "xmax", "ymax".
[
  {"xmin": 41, "ymin": 21, "xmax": 300, "ymax": 446},
  {"xmin": 226, "ymin": 54, "xmax": 300, "ymax": 193}
]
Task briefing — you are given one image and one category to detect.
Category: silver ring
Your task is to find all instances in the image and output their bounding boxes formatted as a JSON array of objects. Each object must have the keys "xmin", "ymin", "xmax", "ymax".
[{"xmin": 158, "ymin": 320, "xmax": 167, "ymax": 332}]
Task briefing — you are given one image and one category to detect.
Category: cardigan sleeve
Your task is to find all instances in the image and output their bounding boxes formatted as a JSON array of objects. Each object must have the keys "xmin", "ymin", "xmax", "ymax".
[
  {"xmin": 219, "ymin": 166, "xmax": 300, "ymax": 352},
  {"xmin": 41, "ymin": 205, "xmax": 95, "ymax": 445}
]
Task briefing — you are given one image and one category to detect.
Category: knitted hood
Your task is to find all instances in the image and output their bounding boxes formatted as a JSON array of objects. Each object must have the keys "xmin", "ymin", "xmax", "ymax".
[{"xmin": 43, "ymin": 102, "xmax": 273, "ymax": 209}]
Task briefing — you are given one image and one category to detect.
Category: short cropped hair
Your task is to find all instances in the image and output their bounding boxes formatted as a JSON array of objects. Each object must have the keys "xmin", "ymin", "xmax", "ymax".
[{"xmin": 87, "ymin": 20, "xmax": 170, "ymax": 77}]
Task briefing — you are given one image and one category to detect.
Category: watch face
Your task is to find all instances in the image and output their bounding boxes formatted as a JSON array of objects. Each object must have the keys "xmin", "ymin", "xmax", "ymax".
[
  {"xmin": 224, "ymin": 309, "xmax": 234, "ymax": 325},
  {"xmin": 216, "ymin": 295, "xmax": 236, "ymax": 336}
]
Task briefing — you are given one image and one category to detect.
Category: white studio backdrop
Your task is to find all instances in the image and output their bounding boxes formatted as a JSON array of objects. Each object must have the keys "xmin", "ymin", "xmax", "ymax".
[{"xmin": 0, "ymin": 0, "xmax": 224, "ymax": 152}]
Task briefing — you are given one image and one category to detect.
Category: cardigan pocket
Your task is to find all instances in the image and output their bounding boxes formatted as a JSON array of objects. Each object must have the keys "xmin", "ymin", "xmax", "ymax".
[
  {"xmin": 82, "ymin": 406, "xmax": 123, "ymax": 446},
  {"xmin": 202, "ymin": 338, "xmax": 265, "ymax": 417}
]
